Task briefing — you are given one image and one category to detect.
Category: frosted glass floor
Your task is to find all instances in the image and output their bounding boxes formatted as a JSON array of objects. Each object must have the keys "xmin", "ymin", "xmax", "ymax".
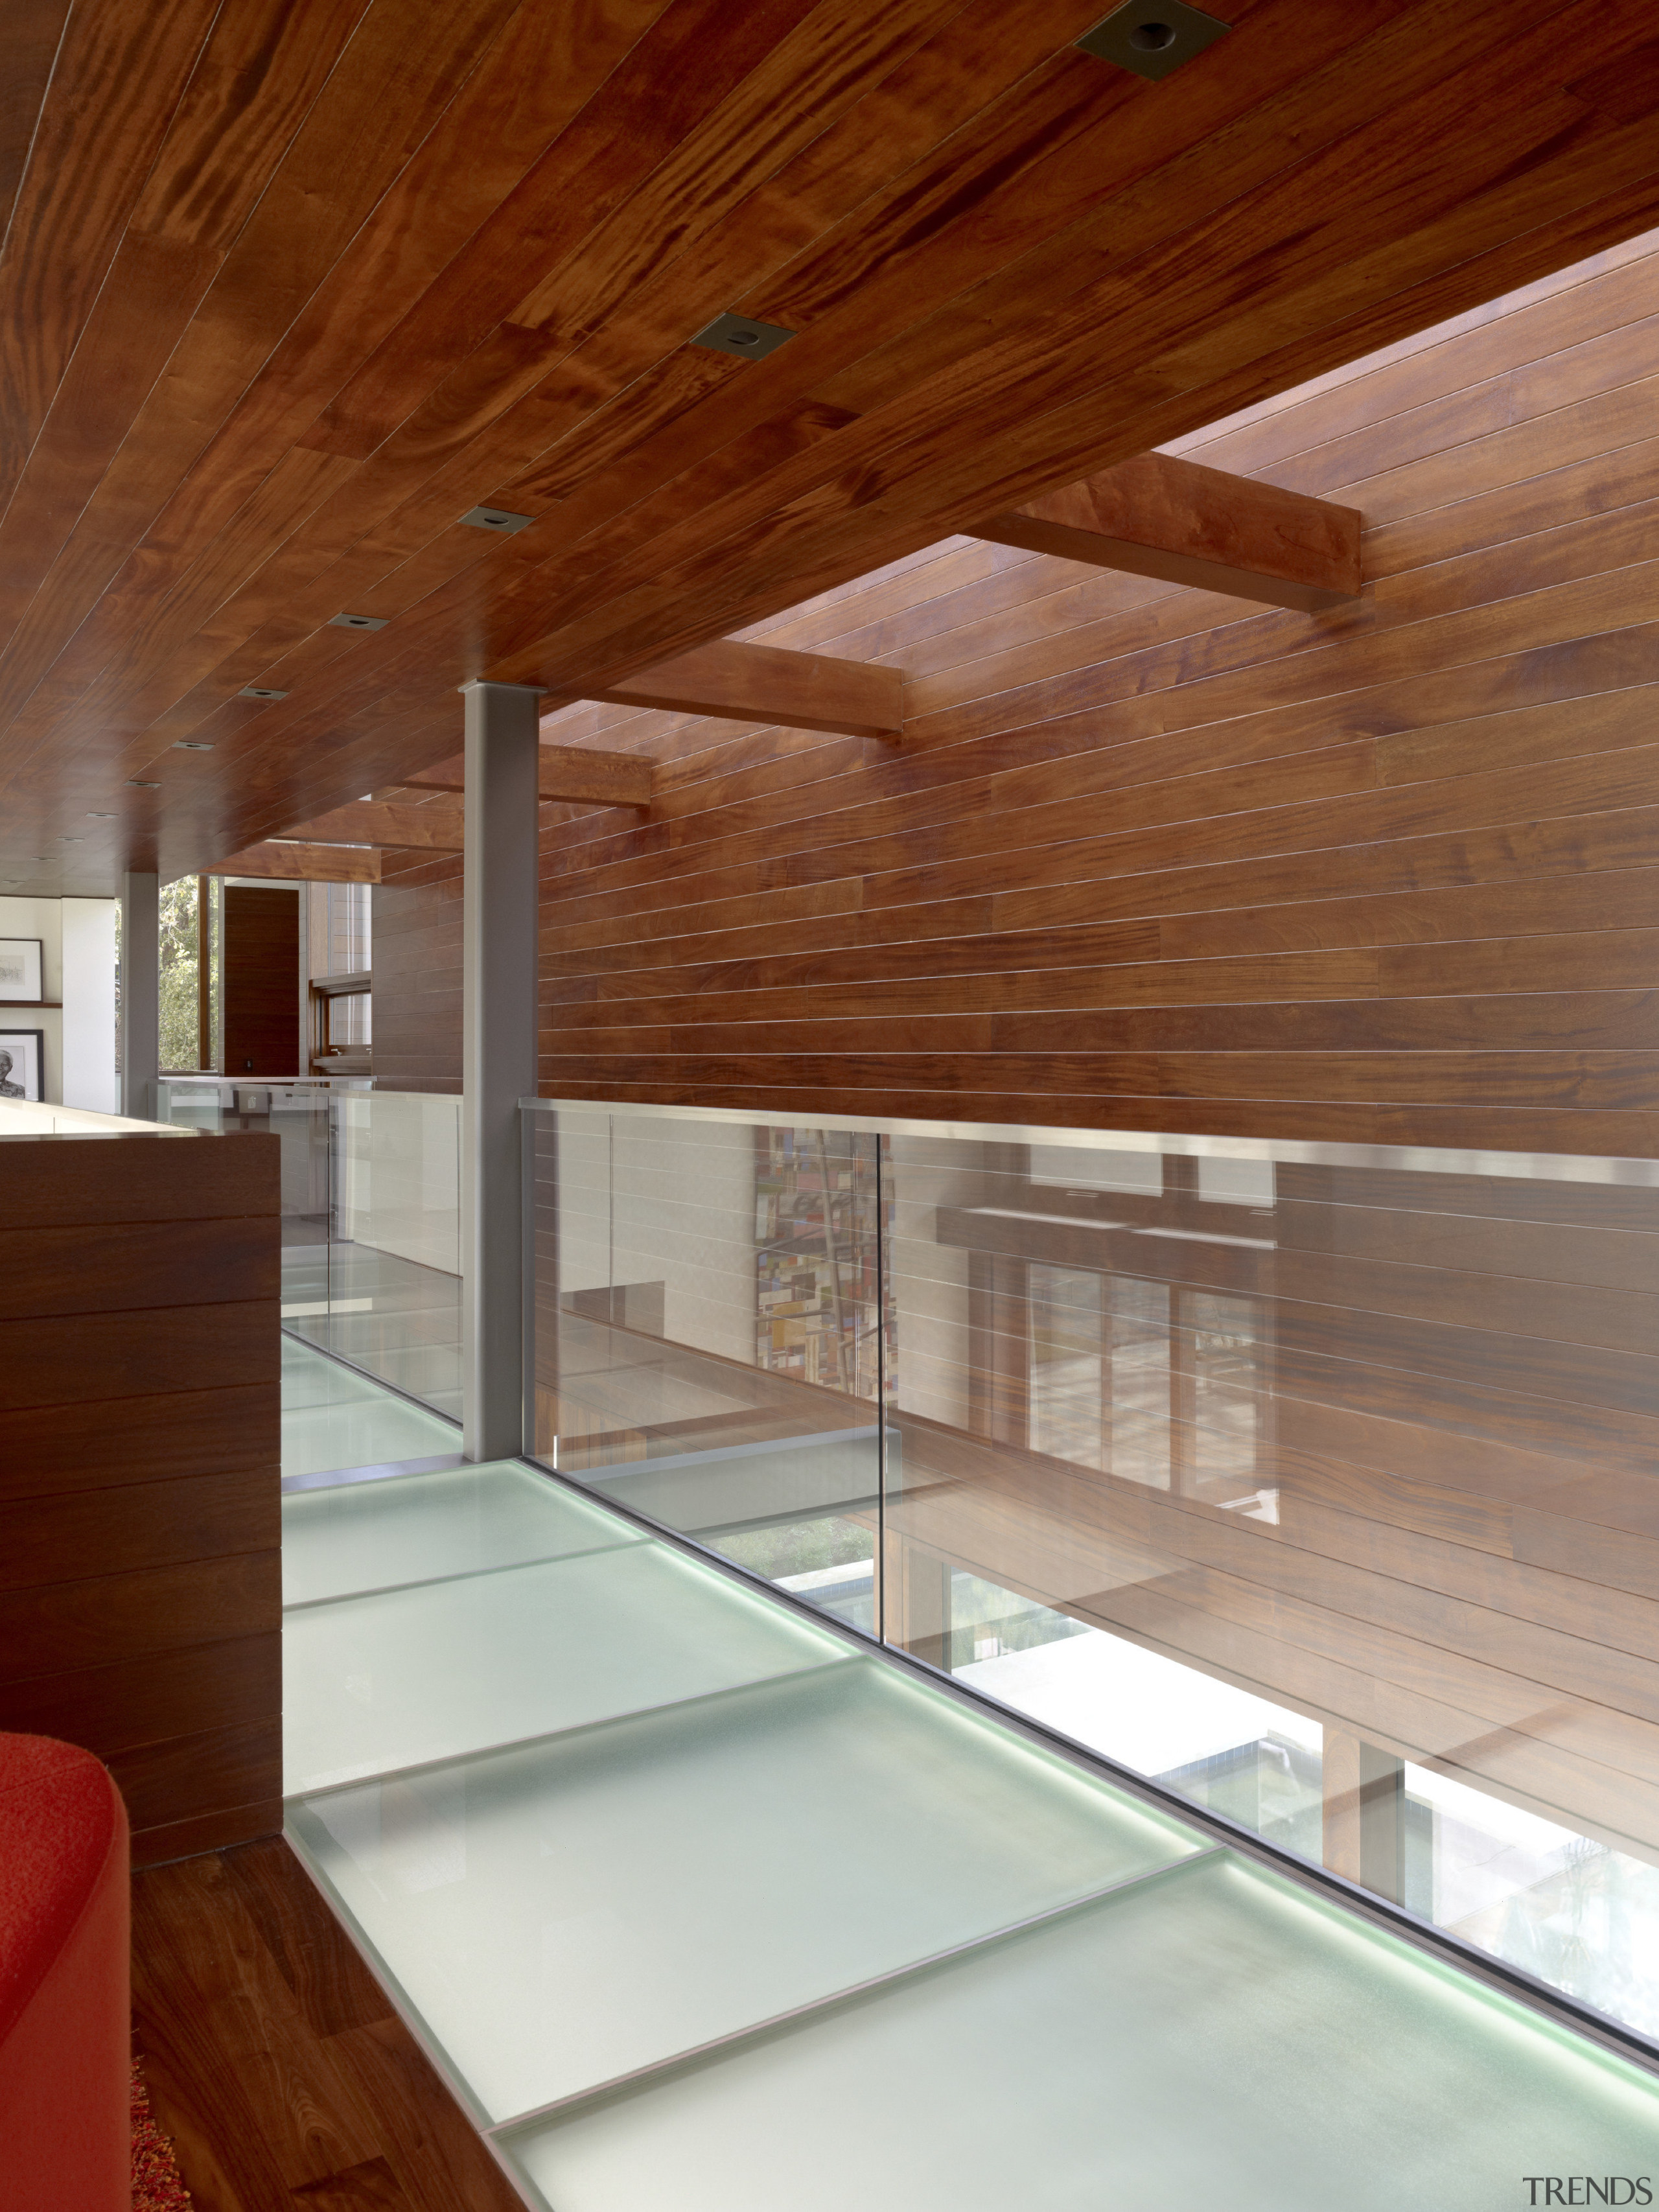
[
  {"xmin": 503, "ymin": 1852, "xmax": 1659, "ymax": 2212},
  {"xmin": 288, "ymin": 1659, "xmax": 1200, "ymax": 2121},
  {"xmin": 283, "ymin": 1460, "xmax": 644, "ymax": 1607},
  {"xmin": 282, "ymin": 1336, "xmax": 386, "ymax": 1414},
  {"xmin": 283, "ymin": 1392, "xmax": 461, "ymax": 1481},
  {"xmin": 283, "ymin": 1540, "xmax": 846, "ymax": 1793}
]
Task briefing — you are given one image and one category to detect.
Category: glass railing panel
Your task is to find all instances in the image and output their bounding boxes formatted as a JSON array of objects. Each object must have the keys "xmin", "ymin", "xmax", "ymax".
[
  {"xmin": 501, "ymin": 1848, "xmax": 1659, "ymax": 2212},
  {"xmin": 527, "ymin": 1106, "xmax": 885, "ymax": 1614},
  {"xmin": 282, "ymin": 1539, "xmax": 848, "ymax": 1793},
  {"xmin": 284, "ymin": 1089, "xmax": 463, "ymax": 1418},
  {"xmin": 281, "ymin": 1336, "xmax": 461, "ymax": 1483},
  {"xmin": 287, "ymin": 1658, "xmax": 1202, "ymax": 2122},
  {"xmin": 883, "ymin": 1123, "xmax": 1659, "ymax": 2046},
  {"xmin": 161, "ymin": 1076, "xmax": 340, "ymax": 1252},
  {"xmin": 283, "ymin": 1460, "xmax": 644, "ymax": 1607},
  {"xmin": 526, "ymin": 1101, "xmax": 1659, "ymax": 2054}
]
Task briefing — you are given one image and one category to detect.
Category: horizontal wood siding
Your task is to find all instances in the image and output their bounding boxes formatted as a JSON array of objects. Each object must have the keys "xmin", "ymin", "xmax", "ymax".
[
  {"xmin": 373, "ymin": 849, "xmax": 463, "ymax": 1094},
  {"xmin": 515, "ymin": 237, "xmax": 1659, "ymax": 1156},
  {"xmin": 0, "ymin": 1130, "xmax": 281, "ymax": 1865}
]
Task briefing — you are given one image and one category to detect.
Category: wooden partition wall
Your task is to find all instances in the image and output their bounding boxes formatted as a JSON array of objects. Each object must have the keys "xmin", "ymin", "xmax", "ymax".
[
  {"xmin": 375, "ymin": 234, "xmax": 1659, "ymax": 1158},
  {"xmin": 0, "ymin": 1128, "xmax": 280, "ymax": 1867}
]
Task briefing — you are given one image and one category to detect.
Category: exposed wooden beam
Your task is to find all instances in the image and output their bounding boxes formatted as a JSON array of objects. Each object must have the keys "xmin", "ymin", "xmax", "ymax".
[
  {"xmin": 407, "ymin": 742, "xmax": 654, "ymax": 807},
  {"xmin": 579, "ymin": 638, "xmax": 905, "ymax": 741},
  {"xmin": 283, "ymin": 801, "xmax": 465, "ymax": 851},
  {"xmin": 972, "ymin": 452, "xmax": 1363, "ymax": 613},
  {"xmin": 207, "ymin": 843, "xmax": 380, "ymax": 883}
]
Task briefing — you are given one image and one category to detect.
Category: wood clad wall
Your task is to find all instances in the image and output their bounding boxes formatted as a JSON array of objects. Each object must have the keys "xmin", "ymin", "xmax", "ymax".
[
  {"xmin": 0, "ymin": 1130, "xmax": 281, "ymax": 1867},
  {"xmin": 877, "ymin": 1146, "xmax": 1659, "ymax": 1861},
  {"xmin": 527, "ymin": 235, "xmax": 1659, "ymax": 1158},
  {"xmin": 371, "ymin": 237, "xmax": 1659, "ymax": 1155},
  {"xmin": 223, "ymin": 885, "xmax": 299, "ymax": 1078},
  {"xmin": 373, "ymin": 851, "xmax": 463, "ymax": 1093}
]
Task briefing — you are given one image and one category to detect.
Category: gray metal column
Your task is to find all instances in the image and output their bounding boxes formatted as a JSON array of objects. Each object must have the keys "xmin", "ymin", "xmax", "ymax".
[
  {"xmin": 119, "ymin": 870, "xmax": 159, "ymax": 1121},
  {"xmin": 460, "ymin": 680, "xmax": 543, "ymax": 1461}
]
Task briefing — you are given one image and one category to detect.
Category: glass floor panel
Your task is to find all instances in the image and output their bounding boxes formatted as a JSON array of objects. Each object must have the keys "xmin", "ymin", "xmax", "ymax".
[
  {"xmin": 281, "ymin": 1333, "xmax": 1659, "ymax": 2207},
  {"xmin": 282, "ymin": 1335, "xmax": 386, "ymax": 1412},
  {"xmin": 283, "ymin": 1460, "xmax": 644, "ymax": 1608},
  {"xmin": 283, "ymin": 1541, "xmax": 848, "ymax": 1793},
  {"xmin": 502, "ymin": 1852, "xmax": 1659, "ymax": 2212},
  {"xmin": 287, "ymin": 1659, "xmax": 1201, "ymax": 2121}
]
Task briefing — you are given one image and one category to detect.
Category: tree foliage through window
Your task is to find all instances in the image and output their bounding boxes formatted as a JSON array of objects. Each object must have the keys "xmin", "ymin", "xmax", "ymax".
[{"xmin": 158, "ymin": 877, "xmax": 200, "ymax": 1072}]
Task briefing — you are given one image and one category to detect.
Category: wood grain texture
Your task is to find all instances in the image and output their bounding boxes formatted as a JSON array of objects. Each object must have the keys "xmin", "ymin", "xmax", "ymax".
[
  {"xmin": 408, "ymin": 741, "xmax": 655, "ymax": 806},
  {"xmin": 0, "ymin": 1132, "xmax": 279, "ymax": 1857},
  {"xmin": 6, "ymin": 1, "xmax": 1659, "ymax": 889},
  {"xmin": 975, "ymin": 450, "xmax": 1364, "ymax": 610},
  {"xmin": 213, "ymin": 844, "xmax": 382, "ymax": 883},
  {"xmin": 583, "ymin": 636, "xmax": 907, "ymax": 739},
  {"xmin": 441, "ymin": 231, "xmax": 1659, "ymax": 1153},
  {"xmin": 224, "ymin": 884, "xmax": 300, "ymax": 1075},
  {"xmin": 132, "ymin": 1838, "xmax": 525, "ymax": 2211},
  {"xmin": 286, "ymin": 801, "xmax": 466, "ymax": 852}
]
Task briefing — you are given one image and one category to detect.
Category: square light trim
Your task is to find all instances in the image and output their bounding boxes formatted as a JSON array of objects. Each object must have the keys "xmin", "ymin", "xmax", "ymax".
[
  {"xmin": 174, "ymin": 740, "xmax": 215, "ymax": 751},
  {"xmin": 329, "ymin": 612, "xmax": 388, "ymax": 631},
  {"xmin": 690, "ymin": 311, "xmax": 796, "ymax": 361},
  {"xmin": 240, "ymin": 685, "xmax": 288, "ymax": 701},
  {"xmin": 460, "ymin": 505, "xmax": 534, "ymax": 534},
  {"xmin": 1076, "ymin": 0, "xmax": 1229, "ymax": 78}
]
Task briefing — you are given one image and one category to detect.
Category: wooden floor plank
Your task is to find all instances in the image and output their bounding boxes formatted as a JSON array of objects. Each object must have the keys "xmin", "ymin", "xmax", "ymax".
[
  {"xmin": 132, "ymin": 1839, "xmax": 524, "ymax": 2212},
  {"xmin": 224, "ymin": 1836, "xmax": 395, "ymax": 2041}
]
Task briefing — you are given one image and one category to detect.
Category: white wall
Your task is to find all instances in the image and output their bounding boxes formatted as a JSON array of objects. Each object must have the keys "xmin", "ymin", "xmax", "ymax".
[
  {"xmin": 0, "ymin": 896, "xmax": 63, "ymax": 1104},
  {"xmin": 61, "ymin": 898, "xmax": 119, "ymax": 1112},
  {"xmin": 0, "ymin": 895, "xmax": 120, "ymax": 1110}
]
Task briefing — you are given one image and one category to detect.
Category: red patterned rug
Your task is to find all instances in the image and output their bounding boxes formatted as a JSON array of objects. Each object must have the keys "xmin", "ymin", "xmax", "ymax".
[{"xmin": 132, "ymin": 2062, "xmax": 192, "ymax": 2211}]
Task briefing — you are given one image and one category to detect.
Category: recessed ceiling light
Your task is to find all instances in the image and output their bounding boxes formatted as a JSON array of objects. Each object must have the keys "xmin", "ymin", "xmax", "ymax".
[
  {"xmin": 126, "ymin": 779, "xmax": 160, "ymax": 789},
  {"xmin": 240, "ymin": 685, "xmax": 288, "ymax": 701},
  {"xmin": 330, "ymin": 612, "xmax": 388, "ymax": 631},
  {"xmin": 690, "ymin": 311, "xmax": 795, "ymax": 361},
  {"xmin": 460, "ymin": 505, "xmax": 534, "ymax": 534},
  {"xmin": 1075, "ymin": 0, "xmax": 1228, "ymax": 78},
  {"xmin": 174, "ymin": 739, "xmax": 214, "ymax": 751}
]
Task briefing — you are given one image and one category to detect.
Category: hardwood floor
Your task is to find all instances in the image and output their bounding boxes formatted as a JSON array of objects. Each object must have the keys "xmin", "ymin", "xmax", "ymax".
[{"xmin": 132, "ymin": 1837, "xmax": 524, "ymax": 2212}]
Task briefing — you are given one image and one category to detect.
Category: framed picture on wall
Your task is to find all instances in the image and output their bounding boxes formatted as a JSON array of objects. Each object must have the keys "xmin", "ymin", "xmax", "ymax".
[
  {"xmin": 0, "ymin": 1030, "xmax": 43, "ymax": 1100},
  {"xmin": 0, "ymin": 938, "xmax": 43, "ymax": 1001}
]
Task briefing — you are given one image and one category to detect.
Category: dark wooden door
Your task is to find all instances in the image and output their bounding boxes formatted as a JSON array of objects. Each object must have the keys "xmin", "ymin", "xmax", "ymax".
[{"xmin": 223, "ymin": 887, "xmax": 299, "ymax": 1076}]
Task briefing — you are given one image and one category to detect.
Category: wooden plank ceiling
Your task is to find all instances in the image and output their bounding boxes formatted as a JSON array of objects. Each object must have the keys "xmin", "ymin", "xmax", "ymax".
[{"xmin": 5, "ymin": 0, "xmax": 1659, "ymax": 894}]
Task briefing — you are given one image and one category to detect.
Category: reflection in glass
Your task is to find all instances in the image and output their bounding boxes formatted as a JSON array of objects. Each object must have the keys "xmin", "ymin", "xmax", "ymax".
[{"xmin": 522, "ymin": 1103, "xmax": 1659, "ymax": 2055}]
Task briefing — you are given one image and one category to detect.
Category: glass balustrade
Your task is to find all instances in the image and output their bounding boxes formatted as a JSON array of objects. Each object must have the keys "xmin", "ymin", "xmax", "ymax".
[
  {"xmin": 274, "ymin": 1087, "xmax": 461, "ymax": 1418},
  {"xmin": 522, "ymin": 1100, "xmax": 1659, "ymax": 2064},
  {"xmin": 275, "ymin": 1100, "xmax": 1659, "ymax": 2204}
]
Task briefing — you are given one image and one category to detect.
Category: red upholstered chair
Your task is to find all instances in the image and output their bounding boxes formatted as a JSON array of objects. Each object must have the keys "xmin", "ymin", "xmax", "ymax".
[{"xmin": 0, "ymin": 1734, "xmax": 130, "ymax": 2211}]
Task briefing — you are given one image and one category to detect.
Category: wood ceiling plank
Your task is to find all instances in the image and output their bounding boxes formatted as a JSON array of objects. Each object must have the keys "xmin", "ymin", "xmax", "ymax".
[
  {"xmin": 3, "ymin": 6, "xmax": 1583, "ymax": 752},
  {"xmin": 0, "ymin": 0, "xmax": 73, "ymax": 255},
  {"xmin": 406, "ymin": 745, "xmax": 654, "ymax": 807},
  {"xmin": 592, "ymin": 21, "xmax": 1654, "ymax": 663},
  {"xmin": 581, "ymin": 638, "xmax": 905, "ymax": 740},
  {"xmin": 7, "ymin": 0, "xmax": 1659, "ymax": 891},
  {"xmin": 0, "ymin": 0, "xmax": 220, "ymax": 518},
  {"xmin": 209, "ymin": 844, "xmax": 380, "ymax": 883},
  {"xmin": 973, "ymin": 454, "xmax": 1363, "ymax": 612},
  {"xmin": 0, "ymin": 0, "xmax": 527, "ymax": 752},
  {"xmin": 301, "ymin": 0, "xmax": 835, "ymax": 461}
]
